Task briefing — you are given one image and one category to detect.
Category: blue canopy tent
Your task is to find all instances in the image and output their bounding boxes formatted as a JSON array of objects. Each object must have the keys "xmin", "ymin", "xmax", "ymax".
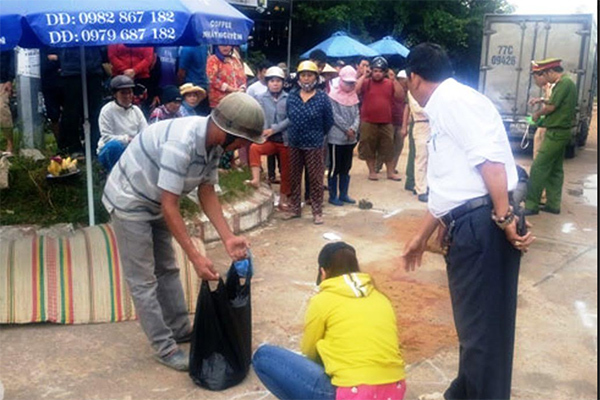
[
  {"xmin": 368, "ymin": 36, "xmax": 410, "ymax": 57},
  {"xmin": 300, "ymin": 31, "xmax": 379, "ymax": 59},
  {"xmin": 1, "ymin": 0, "xmax": 253, "ymax": 226}
]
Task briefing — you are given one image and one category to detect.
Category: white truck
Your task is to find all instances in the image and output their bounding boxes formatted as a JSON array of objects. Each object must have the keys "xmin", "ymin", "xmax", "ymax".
[{"xmin": 478, "ymin": 13, "xmax": 597, "ymax": 157}]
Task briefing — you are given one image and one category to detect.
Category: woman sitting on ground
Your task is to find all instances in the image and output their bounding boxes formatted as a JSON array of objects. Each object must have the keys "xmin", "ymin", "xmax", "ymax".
[
  {"xmin": 246, "ymin": 66, "xmax": 291, "ymax": 211},
  {"xmin": 252, "ymin": 242, "xmax": 407, "ymax": 400}
]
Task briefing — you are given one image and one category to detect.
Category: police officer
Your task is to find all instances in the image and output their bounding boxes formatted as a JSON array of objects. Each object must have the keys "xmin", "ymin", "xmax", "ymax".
[
  {"xmin": 524, "ymin": 58, "xmax": 577, "ymax": 215},
  {"xmin": 399, "ymin": 43, "xmax": 534, "ymax": 400}
]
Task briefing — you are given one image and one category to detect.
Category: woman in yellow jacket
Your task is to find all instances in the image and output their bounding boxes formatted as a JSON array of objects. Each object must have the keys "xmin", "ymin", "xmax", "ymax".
[{"xmin": 252, "ymin": 242, "xmax": 406, "ymax": 400}]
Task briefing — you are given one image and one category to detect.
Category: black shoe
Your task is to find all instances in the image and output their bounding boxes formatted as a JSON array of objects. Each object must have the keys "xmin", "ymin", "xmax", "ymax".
[
  {"xmin": 540, "ymin": 206, "xmax": 560, "ymax": 214},
  {"xmin": 522, "ymin": 208, "xmax": 539, "ymax": 216},
  {"xmin": 417, "ymin": 194, "xmax": 428, "ymax": 203}
]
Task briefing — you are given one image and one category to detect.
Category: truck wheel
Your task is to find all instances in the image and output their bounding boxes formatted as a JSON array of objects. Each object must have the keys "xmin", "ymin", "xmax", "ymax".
[
  {"xmin": 576, "ymin": 120, "xmax": 589, "ymax": 147},
  {"xmin": 565, "ymin": 143, "xmax": 576, "ymax": 159}
]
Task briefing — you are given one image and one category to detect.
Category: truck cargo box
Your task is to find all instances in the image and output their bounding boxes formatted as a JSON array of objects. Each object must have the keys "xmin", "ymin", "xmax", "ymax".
[{"xmin": 479, "ymin": 14, "xmax": 597, "ymax": 156}]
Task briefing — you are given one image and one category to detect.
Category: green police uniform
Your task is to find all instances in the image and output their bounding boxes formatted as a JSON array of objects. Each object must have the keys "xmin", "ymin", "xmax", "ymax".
[{"xmin": 525, "ymin": 74, "xmax": 577, "ymax": 212}]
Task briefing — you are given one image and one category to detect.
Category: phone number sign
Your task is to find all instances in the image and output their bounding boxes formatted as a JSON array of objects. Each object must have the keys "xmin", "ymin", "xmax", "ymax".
[{"xmin": 27, "ymin": 10, "xmax": 243, "ymax": 46}]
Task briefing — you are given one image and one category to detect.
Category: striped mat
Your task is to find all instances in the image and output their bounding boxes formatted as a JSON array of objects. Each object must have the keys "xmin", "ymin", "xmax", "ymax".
[{"xmin": 0, "ymin": 224, "xmax": 203, "ymax": 325}]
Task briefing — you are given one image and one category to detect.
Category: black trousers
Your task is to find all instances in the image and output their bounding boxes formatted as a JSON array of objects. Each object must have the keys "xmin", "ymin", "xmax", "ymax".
[
  {"xmin": 267, "ymin": 154, "xmax": 280, "ymax": 180},
  {"xmin": 444, "ymin": 205, "xmax": 521, "ymax": 400},
  {"xmin": 327, "ymin": 143, "xmax": 356, "ymax": 178},
  {"xmin": 59, "ymin": 74, "xmax": 103, "ymax": 154}
]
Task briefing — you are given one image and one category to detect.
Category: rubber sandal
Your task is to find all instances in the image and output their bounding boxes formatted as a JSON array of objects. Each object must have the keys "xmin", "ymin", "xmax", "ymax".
[{"xmin": 281, "ymin": 212, "xmax": 301, "ymax": 220}]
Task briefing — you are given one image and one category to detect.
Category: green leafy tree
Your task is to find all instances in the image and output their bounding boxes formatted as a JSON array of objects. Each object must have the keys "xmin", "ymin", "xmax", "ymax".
[{"xmin": 291, "ymin": 0, "xmax": 515, "ymax": 87}]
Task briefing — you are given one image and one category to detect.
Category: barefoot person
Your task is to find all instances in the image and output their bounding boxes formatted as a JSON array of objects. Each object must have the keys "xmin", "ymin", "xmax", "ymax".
[
  {"xmin": 399, "ymin": 43, "xmax": 534, "ymax": 400},
  {"xmin": 102, "ymin": 93, "xmax": 265, "ymax": 372},
  {"xmin": 246, "ymin": 67, "xmax": 291, "ymax": 210}
]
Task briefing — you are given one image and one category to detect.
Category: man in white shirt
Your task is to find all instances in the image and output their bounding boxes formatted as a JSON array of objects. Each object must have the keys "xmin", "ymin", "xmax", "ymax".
[
  {"xmin": 399, "ymin": 43, "xmax": 534, "ymax": 400},
  {"xmin": 103, "ymin": 92, "xmax": 265, "ymax": 372}
]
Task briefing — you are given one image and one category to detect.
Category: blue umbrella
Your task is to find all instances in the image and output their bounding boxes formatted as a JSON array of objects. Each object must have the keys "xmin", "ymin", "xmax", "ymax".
[
  {"xmin": 1, "ymin": 0, "xmax": 253, "ymax": 226},
  {"xmin": 301, "ymin": 31, "xmax": 379, "ymax": 59},
  {"xmin": 368, "ymin": 36, "xmax": 410, "ymax": 58},
  {"xmin": 1, "ymin": 0, "xmax": 253, "ymax": 50}
]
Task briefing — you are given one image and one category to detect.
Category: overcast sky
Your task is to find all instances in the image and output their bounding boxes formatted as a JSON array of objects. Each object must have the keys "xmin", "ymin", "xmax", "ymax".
[{"xmin": 510, "ymin": 0, "xmax": 597, "ymax": 18}]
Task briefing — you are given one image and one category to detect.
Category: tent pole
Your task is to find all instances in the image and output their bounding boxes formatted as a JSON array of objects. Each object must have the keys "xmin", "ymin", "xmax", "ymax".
[
  {"xmin": 286, "ymin": 0, "xmax": 293, "ymax": 69},
  {"xmin": 80, "ymin": 46, "xmax": 95, "ymax": 226}
]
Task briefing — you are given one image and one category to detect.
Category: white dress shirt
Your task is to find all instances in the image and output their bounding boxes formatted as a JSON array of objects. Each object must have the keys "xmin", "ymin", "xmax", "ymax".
[{"xmin": 423, "ymin": 78, "xmax": 518, "ymax": 218}]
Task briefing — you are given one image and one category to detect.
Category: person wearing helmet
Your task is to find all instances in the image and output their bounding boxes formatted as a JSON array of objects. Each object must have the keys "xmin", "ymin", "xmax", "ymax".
[
  {"xmin": 246, "ymin": 66, "xmax": 292, "ymax": 210},
  {"xmin": 102, "ymin": 92, "xmax": 265, "ymax": 373},
  {"xmin": 97, "ymin": 75, "xmax": 148, "ymax": 172},
  {"xmin": 355, "ymin": 56, "xmax": 405, "ymax": 181},
  {"xmin": 285, "ymin": 60, "xmax": 334, "ymax": 225}
]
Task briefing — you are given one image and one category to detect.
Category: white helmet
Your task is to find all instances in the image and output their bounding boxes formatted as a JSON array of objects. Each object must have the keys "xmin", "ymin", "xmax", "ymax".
[{"xmin": 264, "ymin": 66, "xmax": 285, "ymax": 80}]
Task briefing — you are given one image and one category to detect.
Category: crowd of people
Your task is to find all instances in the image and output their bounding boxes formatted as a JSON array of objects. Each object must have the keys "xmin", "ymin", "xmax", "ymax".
[
  {"xmin": 1, "ymin": 40, "xmax": 578, "ymax": 400},
  {"xmin": 2, "ymin": 44, "xmax": 433, "ymax": 221}
]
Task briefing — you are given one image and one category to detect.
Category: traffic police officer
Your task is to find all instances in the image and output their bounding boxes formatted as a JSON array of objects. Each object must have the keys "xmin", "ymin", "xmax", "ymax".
[{"xmin": 524, "ymin": 58, "xmax": 577, "ymax": 215}]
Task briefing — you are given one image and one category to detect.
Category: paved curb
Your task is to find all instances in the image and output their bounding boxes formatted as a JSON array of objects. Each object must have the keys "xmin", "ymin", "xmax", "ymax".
[
  {"xmin": 185, "ymin": 184, "xmax": 275, "ymax": 243},
  {"xmin": 0, "ymin": 185, "xmax": 275, "ymax": 244}
]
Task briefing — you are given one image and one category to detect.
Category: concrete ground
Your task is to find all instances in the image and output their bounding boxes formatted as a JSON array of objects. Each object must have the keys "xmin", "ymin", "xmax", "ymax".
[{"xmin": 0, "ymin": 110, "xmax": 597, "ymax": 400}]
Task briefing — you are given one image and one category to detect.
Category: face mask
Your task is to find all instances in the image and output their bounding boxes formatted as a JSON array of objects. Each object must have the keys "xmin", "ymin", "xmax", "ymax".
[{"xmin": 298, "ymin": 80, "xmax": 317, "ymax": 92}]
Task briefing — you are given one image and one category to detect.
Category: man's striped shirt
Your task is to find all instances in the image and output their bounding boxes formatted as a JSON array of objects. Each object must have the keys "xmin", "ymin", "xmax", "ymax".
[{"xmin": 102, "ymin": 116, "xmax": 223, "ymax": 221}]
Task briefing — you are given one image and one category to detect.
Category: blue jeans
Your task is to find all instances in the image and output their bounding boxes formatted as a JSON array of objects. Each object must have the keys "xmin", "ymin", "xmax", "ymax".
[
  {"xmin": 252, "ymin": 345, "xmax": 336, "ymax": 400},
  {"xmin": 98, "ymin": 140, "xmax": 126, "ymax": 172}
]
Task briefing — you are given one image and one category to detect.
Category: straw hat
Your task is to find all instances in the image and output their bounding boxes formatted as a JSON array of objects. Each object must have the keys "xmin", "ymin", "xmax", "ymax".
[
  {"xmin": 243, "ymin": 62, "xmax": 255, "ymax": 77},
  {"xmin": 322, "ymin": 63, "xmax": 338, "ymax": 75},
  {"xmin": 179, "ymin": 83, "xmax": 206, "ymax": 96}
]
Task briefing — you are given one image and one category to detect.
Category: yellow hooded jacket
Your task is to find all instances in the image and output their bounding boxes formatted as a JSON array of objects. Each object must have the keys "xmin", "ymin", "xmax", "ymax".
[{"xmin": 301, "ymin": 272, "xmax": 405, "ymax": 387}]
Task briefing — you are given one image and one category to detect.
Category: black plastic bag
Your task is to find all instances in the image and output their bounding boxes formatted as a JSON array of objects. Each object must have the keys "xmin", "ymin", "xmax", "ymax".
[{"xmin": 189, "ymin": 262, "xmax": 252, "ymax": 391}]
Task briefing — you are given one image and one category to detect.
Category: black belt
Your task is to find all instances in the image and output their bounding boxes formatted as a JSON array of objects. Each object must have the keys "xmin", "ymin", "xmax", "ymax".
[{"xmin": 440, "ymin": 195, "xmax": 491, "ymax": 227}]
